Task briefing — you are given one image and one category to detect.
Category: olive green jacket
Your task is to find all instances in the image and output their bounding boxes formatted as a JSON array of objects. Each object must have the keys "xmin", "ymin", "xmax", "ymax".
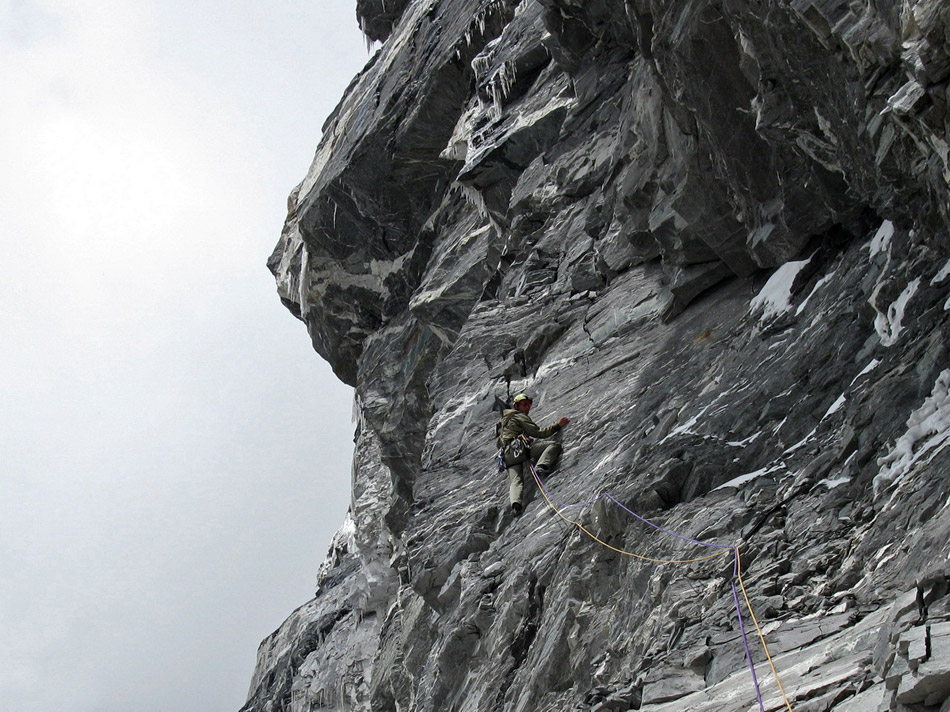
[{"xmin": 498, "ymin": 408, "xmax": 562, "ymax": 447}]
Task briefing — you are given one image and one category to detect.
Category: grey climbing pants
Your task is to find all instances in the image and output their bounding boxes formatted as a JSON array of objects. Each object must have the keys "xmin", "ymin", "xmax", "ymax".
[{"xmin": 505, "ymin": 439, "xmax": 562, "ymax": 507}]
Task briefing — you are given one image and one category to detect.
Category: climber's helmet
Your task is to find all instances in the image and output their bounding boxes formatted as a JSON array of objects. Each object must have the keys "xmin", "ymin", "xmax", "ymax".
[{"xmin": 513, "ymin": 393, "xmax": 533, "ymax": 411}]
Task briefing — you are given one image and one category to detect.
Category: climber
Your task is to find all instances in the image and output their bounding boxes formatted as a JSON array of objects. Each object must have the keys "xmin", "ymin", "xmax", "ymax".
[{"xmin": 498, "ymin": 393, "xmax": 570, "ymax": 515}]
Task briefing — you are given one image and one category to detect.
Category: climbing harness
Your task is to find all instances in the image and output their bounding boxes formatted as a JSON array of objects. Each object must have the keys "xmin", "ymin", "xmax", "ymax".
[
  {"xmin": 495, "ymin": 436, "xmax": 531, "ymax": 472},
  {"xmin": 506, "ymin": 433, "xmax": 532, "ymax": 464},
  {"xmin": 526, "ymin": 461, "xmax": 796, "ymax": 712}
]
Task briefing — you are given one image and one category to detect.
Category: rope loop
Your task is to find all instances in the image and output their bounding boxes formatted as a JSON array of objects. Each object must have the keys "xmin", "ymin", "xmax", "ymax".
[{"xmin": 526, "ymin": 462, "xmax": 795, "ymax": 712}]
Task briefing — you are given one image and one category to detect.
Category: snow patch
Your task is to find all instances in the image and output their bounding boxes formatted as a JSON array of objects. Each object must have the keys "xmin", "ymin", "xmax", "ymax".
[
  {"xmin": 822, "ymin": 476, "xmax": 851, "ymax": 489},
  {"xmin": 795, "ymin": 271, "xmax": 836, "ymax": 316},
  {"xmin": 662, "ymin": 386, "xmax": 742, "ymax": 442},
  {"xmin": 784, "ymin": 427, "xmax": 818, "ymax": 455},
  {"xmin": 714, "ymin": 462, "xmax": 786, "ymax": 491},
  {"xmin": 428, "ymin": 391, "xmax": 485, "ymax": 441},
  {"xmin": 590, "ymin": 449, "xmax": 620, "ymax": 475},
  {"xmin": 823, "ymin": 394, "xmax": 847, "ymax": 419},
  {"xmin": 873, "ymin": 277, "xmax": 920, "ymax": 347},
  {"xmin": 932, "ymin": 258, "xmax": 950, "ymax": 285},
  {"xmin": 874, "ymin": 369, "xmax": 950, "ymax": 497},
  {"xmin": 665, "ymin": 402, "xmax": 714, "ymax": 440},
  {"xmin": 850, "ymin": 359, "xmax": 881, "ymax": 387},
  {"xmin": 751, "ymin": 258, "xmax": 812, "ymax": 321},
  {"xmin": 727, "ymin": 432, "xmax": 761, "ymax": 448},
  {"xmin": 868, "ymin": 220, "xmax": 894, "ymax": 257},
  {"xmin": 937, "ymin": 259, "xmax": 950, "ymax": 310},
  {"xmin": 316, "ymin": 512, "xmax": 359, "ymax": 584},
  {"xmin": 338, "ymin": 512, "xmax": 357, "ymax": 547}
]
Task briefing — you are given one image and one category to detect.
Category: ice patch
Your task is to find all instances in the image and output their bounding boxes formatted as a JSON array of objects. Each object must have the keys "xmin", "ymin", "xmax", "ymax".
[
  {"xmin": 874, "ymin": 369, "xmax": 950, "ymax": 497},
  {"xmin": 873, "ymin": 278, "xmax": 920, "ymax": 347},
  {"xmin": 868, "ymin": 220, "xmax": 894, "ymax": 257},
  {"xmin": 751, "ymin": 258, "xmax": 812, "ymax": 320}
]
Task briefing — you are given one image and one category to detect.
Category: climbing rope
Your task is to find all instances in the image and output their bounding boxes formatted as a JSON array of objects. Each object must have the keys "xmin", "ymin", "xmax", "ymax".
[
  {"xmin": 731, "ymin": 571, "xmax": 765, "ymax": 711},
  {"xmin": 735, "ymin": 547, "xmax": 795, "ymax": 712},
  {"xmin": 525, "ymin": 462, "xmax": 796, "ymax": 712},
  {"xmin": 529, "ymin": 463, "xmax": 732, "ymax": 565}
]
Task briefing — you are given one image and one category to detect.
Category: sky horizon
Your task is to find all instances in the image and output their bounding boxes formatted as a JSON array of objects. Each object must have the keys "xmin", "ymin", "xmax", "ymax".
[{"xmin": 1, "ymin": 2, "xmax": 371, "ymax": 710}]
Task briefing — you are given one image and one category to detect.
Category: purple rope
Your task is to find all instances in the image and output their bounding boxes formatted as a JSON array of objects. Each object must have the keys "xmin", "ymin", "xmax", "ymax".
[
  {"xmin": 732, "ymin": 578, "xmax": 766, "ymax": 712},
  {"xmin": 526, "ymin": 462, "xmax": 768, "ymax": 710},
  {"xmin": 603, "ymin": 493, "xmax": 733, "ymax": 549},
  {"xmin": 528, "ymin": 462, "xmax": 731, "ymax": 549}
]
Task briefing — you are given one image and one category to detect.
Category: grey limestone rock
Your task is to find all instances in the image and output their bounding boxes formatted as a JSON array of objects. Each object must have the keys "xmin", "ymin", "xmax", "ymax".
[{"xmin": 250, "ymin": 1, "xmax": 950, "ymax": 711}]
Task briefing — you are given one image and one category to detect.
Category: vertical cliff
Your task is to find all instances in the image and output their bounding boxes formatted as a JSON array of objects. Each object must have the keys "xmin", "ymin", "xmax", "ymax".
[{"xmin": 248, "ymin": 1, "xmax": 950, "ymax": 710}]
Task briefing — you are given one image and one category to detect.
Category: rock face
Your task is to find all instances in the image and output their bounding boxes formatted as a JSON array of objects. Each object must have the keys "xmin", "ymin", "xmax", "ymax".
[{"xmin": 250, "ymin": 1, "xmax": 950, "ymax": 710}]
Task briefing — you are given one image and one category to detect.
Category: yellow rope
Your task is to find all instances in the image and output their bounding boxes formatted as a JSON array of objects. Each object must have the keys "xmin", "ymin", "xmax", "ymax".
[
  {"xmin": 527, "ymin": 467, "xmax": 795, "ymax": 710},
  {"xmin": 735, "ymin": 547, "xmax": 795, "ymax": 712},
  {"xmin": 530, "ymin": 467, "xmax": 732, "ymax": 564}
]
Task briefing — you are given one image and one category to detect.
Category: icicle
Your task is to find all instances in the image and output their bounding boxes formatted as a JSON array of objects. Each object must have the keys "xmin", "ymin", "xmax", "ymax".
[
  {"xmin": 459, "ymin": 184, "xmax": 502, "ymax": 235},
  {"xmin": 486, "ymin": 60, "xmax": 517, "ymax": 119},
  {"xmin": 489, "ymin": 79, "xmax": 503, "ymax": 120},
  {"xmin": 471, "ymin": 54, "xmax": 491, "ymax": 80},
  {"xmin": 358, "ymin": 13, "xmax": 377, "ymax": 54},
  {"xmin": 459, "ymin": 184, "xmax": 488, "ymax": 220},
  {"xmin": 298, "ymin": 242, "xmax": 310, "ymax": 317},
  {"xmin": 498, "ymin": 59, "xmax": 516, "ymax": 98},
  {"xmin": 463, "ymin": 0, "xmax": 493, "ymax": 49}
]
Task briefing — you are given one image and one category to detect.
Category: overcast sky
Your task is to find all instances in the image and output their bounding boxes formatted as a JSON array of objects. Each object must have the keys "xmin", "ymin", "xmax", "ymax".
[{"xmin": 0, "ymin": 2, "xmax": 370, "ymax": 710}]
